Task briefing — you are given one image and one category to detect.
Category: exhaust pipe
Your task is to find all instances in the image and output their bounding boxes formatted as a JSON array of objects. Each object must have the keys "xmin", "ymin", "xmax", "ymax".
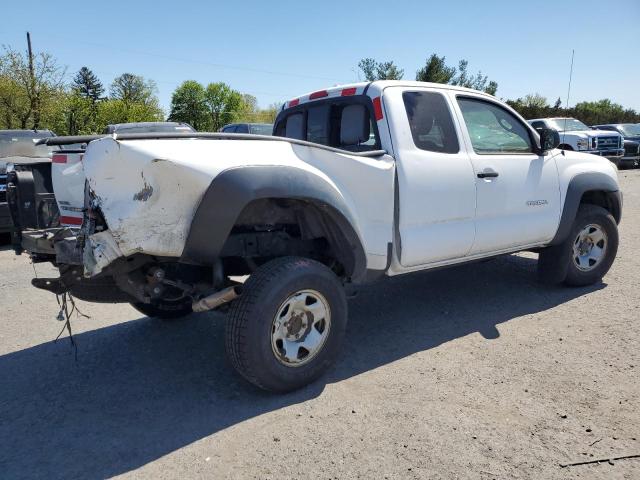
[{"xmin": 192, "ymin": 285, "xmax": 242, "ymax": 313}]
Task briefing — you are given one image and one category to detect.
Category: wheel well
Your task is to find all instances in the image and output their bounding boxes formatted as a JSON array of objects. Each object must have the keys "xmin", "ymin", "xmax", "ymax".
[
  {"xmin": 580, "ymin": 190, "xmax": 620, "ymax": 223},
  {"xmin": 219, "ymin": 198, "xmax": 363, "ymax": 279},
  {"xmin": 558, "ymin": 144, "xmax": 573, "ymax": 150}
]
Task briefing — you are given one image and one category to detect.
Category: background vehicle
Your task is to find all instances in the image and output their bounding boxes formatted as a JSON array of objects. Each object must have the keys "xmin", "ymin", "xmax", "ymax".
[
  {"xmin": 592, "ymin": 123, "xmax": 640, "ymax": 168},
  {"xmin": 528, "ymin": 117, "xmax": 624, "ymax": 166},
  {"xmin": 9, "ymin": 81, "xmax": 622, "ymax": 392},
  {"xmin": 219, "ymin": 123, "xmax": 273, "ymax": 135},
  {"xmin": 0, "ymin": 130, "xmax": 57, "ymax": 238},
  {"xmin": 103, "ymin": 122, "xmax": 195, "ymax": 134}
]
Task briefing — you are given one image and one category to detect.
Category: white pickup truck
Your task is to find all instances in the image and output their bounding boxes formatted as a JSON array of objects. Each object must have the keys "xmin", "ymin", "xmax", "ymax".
[
  {"xmin": 528, "ymin": 117, "xmax": 624, "ymax": 166},
  {"xmin": 8, "ymin": 81, "xmax": 622, "ymax": 392}
]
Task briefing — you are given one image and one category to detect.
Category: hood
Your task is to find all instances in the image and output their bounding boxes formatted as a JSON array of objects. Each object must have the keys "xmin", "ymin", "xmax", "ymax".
[
  {"xmin": 588, "ymin": 129, "xmax": 623, "ymax": 138},
  {"xmin": 559, "ymin": 129, "xmax": 621, "ymax": 139}
]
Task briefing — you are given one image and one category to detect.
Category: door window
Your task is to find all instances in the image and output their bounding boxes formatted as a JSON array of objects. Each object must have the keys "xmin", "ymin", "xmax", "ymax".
[
  {"xmin": 403, "ymin": 91, "xmax": 459, "ymax": 153},
  {"xmin": 458, "ymin": 97, "xmax": 533, "ymax": 154}
]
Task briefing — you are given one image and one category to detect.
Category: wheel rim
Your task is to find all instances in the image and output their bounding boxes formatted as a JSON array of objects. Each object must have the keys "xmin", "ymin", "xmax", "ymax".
[
  {"xmin": 271, "ymin": 289, "xmax": 331, "ymax": 367},
  {"xmin": 573, "ymin": 224, "xmax": 607, "ymax": 272}
]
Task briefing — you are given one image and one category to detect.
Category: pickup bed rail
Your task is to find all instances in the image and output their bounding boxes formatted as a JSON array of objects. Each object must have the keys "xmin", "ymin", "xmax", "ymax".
[{"xmin": 37, "ymin": 132, "xmax": 388, "ymax": 158}]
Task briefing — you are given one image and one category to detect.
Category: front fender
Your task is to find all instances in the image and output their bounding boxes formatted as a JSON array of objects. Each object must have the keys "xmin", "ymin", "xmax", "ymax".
[{"xmin": 551, "ymin": 171, "xmax": 622, "ymax": 245}]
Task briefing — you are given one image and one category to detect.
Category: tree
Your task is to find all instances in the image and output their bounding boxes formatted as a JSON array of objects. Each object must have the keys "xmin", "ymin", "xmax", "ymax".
[
  {"xmin": 415, "ymin": 54, "xmax": 498, "ymax": 95},
  {"xmin": 358, "ymin": 58, "xmax": 404, "ymax": 81},
  {"xmin": 506, "ymin": 93, "xmax": 550, "ymax": 119},
  {"xmin": 0, "ymin": 46, "xmax": 65, "ymax": 129},
  {"xmin": 72, "ymin": 67, "xmax": 104, "ymax": 102},
  {"xmin": 97, "ymin": 98, "xmax": 164, "ymax": 127},
  {"xmin": 168, "ymin": 80, "xmax": 208, "ymax": 130},
  {"xmin": 415, "ymin": 54, "xmax": 456, "ymax": 84},
  {"xmin": 104, "ymin": 73, "xmax": 163, "ymax": 126},
  {"xmin": 109, "ymin": 73, "xmax": 155, "ymax": 104},
  {"xmin": 204, "ymin": 82, "xmax": 245, "ymax": 131}
]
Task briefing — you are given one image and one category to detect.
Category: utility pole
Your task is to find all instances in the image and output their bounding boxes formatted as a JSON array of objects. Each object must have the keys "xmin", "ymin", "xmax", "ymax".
[{"xmin": 26, "ymin": 31, "xmax": 39, "ymax": 129}]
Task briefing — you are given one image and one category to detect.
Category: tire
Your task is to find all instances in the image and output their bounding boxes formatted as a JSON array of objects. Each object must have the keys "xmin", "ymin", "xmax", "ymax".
[
  {"xmin": 131, "ymin": 299, "xmax": 193, "ymax": 319},
  {"xmin": 538, "ymin": 204, "xmax": 618, "ymax": 286},
  {"xmin": 226, "ymin": 256, "xmax": 347, "ymax": 392}
]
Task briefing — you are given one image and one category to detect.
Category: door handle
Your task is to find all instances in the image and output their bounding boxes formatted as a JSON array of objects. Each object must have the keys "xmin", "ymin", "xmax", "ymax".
[{"xmin": 477, "ymin": 170, "xmax": 499, "ymax": 179}]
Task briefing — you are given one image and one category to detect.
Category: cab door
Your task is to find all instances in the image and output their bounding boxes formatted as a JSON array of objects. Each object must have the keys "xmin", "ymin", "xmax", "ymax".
[
  {"xmin": 451, "ymin": 94, "xmax": 561, "ymax": 254},
  {"xmin": 385, "ymin": 86, "xmax": 477, "ymax": 267}
]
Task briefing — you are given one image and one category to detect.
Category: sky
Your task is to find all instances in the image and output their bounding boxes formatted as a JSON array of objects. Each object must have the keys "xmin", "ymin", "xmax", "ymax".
[{"xmin": 2, "ymin": 0, "xmax": 639, "ymax": 115}]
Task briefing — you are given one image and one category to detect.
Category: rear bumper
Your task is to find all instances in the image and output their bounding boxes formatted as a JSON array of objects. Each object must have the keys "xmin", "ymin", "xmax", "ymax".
[{"xmin": 0, "ymin": 202, "xmax": 12, "ymax": 233}]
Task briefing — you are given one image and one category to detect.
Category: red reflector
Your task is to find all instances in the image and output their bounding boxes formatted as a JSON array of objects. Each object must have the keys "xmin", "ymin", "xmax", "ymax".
[
  {"xmin": 341, "ymin": 87, "xmax": 357, "ymax": 96},
  {"xmin": 52, "ymin": 154, "xmax": 67, "ymax": 164},
  {"xmin": 60, "ymin": 215, "xmax": 83, "ymax": 226},
  {"xmin": 309, "ymin": 90, "xmax": 328, "ymax": 100},
  {"xmin": 372, "ymin": 97, "xmax": 383, "ymax": 121},
  {"xmin": 289, "ymin": 98, "xmax": 300, "ymax": 107}
]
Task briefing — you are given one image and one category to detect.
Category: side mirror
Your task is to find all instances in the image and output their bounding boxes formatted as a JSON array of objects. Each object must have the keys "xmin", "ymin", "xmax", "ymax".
[{"xmin": 536, "ymin": 127, "xmax": 560, "ymax": 154}]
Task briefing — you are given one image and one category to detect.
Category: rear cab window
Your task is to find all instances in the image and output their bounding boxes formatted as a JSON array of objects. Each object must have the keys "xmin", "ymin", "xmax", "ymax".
[
  {"xmin": 274, "ymin": 95, "xmax": 381, "ymax": 152},
  {"xmin": 402, "ymin": 91, "xmax": 459, "ymax": 153}
]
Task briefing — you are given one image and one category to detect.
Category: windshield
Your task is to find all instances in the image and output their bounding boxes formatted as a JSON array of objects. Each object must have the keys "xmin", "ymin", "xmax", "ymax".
[
  {"xmin": 618, "ymin": 124, "xmax": 640, "ymax": 137},
  {"xmin": 0, "ymin": 131, "xmax": 55, "ymax": 159},
  {"xmin": 548, "ymin": 118, "xmax": 591, "ymax": 132},
  {"xmin": 248, "ymin": 124, "xmax": 273, "ymax": 135}
]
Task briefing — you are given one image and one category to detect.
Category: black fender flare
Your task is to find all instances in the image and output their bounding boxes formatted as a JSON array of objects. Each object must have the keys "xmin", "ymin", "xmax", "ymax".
[
  {"xmin": 550, "ymin": 172, "xmax": 622, "ymax": 246},
  {"xmin": 180, "ymin": 165, "xmax": 367, "ymax": 280}
]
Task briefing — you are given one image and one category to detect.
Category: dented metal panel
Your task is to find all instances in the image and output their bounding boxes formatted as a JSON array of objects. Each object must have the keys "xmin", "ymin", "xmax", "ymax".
[{"xmin": 80, "ymin": 136, "xmax": 395, "ymax": 276}]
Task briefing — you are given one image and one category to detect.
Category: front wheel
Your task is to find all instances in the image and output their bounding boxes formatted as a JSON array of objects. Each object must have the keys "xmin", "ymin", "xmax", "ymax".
[
  {"xmin": 225, "ymin": 256, "xmax": 347, "ymax": 392},
  {"xmin": 538, "ymin": 204, "xmax": 618, "ymax": 286}
]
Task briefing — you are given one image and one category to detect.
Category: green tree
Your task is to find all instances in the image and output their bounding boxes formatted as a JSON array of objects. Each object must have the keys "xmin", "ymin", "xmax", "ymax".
[
  {"xmin": 204, "ymin": 82, "xmax": 244, "ymax": 131},
  {"xmin": 109, "ymin": 73, "xmax": 155, "ymax": 104},
  {"xmin": 506, "ymin": 93, "xmax": 550, "ymax": 119},
  {"xmin": 415, "ymin": 54, "xmax": 456, "ymax": 84},
  {"xmin": 97, "ymin": 98, "xmax": 164, "ymax": 128},
  {"xmin": 416, "ymin": 54, "xmax": 498, "ymax": 95},
  {"xmin": 73, "ymin": 67, "xmax": 104, "ymax": 102},
  {"xmin": 168, "ymin": 80, "xmax": 208, "ymax": 130},
  {"xmin": 0, "ymin": 46, "xmax": 65, "ymax": 129},
  {"xmin": 358, "ymin": 58, "xmax": 404, "ymax": 81}
]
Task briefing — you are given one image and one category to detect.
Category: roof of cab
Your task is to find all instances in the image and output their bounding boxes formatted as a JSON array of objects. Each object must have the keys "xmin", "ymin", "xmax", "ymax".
[{"xmin": 282, "ymin": 80, "xmax": 497, "ymax": 110}]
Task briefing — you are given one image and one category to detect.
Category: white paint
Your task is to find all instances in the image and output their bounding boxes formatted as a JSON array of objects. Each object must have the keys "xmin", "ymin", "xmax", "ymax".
[
  {"xmin": 62, "ymin": 81, "xmax": 619, "ymax": 278},
  {"xmin": 51, "ymin": 152, "xmax": 85, "ymax": 225}
]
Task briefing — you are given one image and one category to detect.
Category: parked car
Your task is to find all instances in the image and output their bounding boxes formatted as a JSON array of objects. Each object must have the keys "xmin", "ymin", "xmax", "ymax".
[
  {"xmin": 103, "ymin": 121, "xmax": 195, "ymax": 134},
  {"xmin": 9, "ymin": 81, "xmax": 622, "ymax": 392},
  {"xmin": 0, "ymin": 130, "xmax": 57, "ymax": 235},
  {"xmin": 220, "ymin": 123, "xmax": 273, "ymax": 135},
  {"xmin": 528, "ymin": 118, "xmax": 624, "ymax": 166},
  {"xmin": 591, "ymin": 123, "xmax": 640, "ymax": 169}
]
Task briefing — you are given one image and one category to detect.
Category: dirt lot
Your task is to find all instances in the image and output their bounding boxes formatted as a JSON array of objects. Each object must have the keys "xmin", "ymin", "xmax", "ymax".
[{"xmin": 1, "ymin": 171, "xmax": 639, "ymax": 480}]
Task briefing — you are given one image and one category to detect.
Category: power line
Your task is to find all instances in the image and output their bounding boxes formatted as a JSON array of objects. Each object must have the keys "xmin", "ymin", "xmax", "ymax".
[{"xmin": 45, "ymin": 33, "xmax": 344, "ymax": 83}]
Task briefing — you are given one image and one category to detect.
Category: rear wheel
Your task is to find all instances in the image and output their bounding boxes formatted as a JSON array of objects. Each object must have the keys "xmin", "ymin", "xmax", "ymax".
[{"xmin": 226, "ymin": 256, "xmax": 347, "ymax": 392}]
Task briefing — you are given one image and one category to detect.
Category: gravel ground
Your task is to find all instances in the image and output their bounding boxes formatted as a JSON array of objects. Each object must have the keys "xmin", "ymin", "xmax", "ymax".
[{"xmin": 1, "ymin": 170, "xmax": 639, "ymax": 480}]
